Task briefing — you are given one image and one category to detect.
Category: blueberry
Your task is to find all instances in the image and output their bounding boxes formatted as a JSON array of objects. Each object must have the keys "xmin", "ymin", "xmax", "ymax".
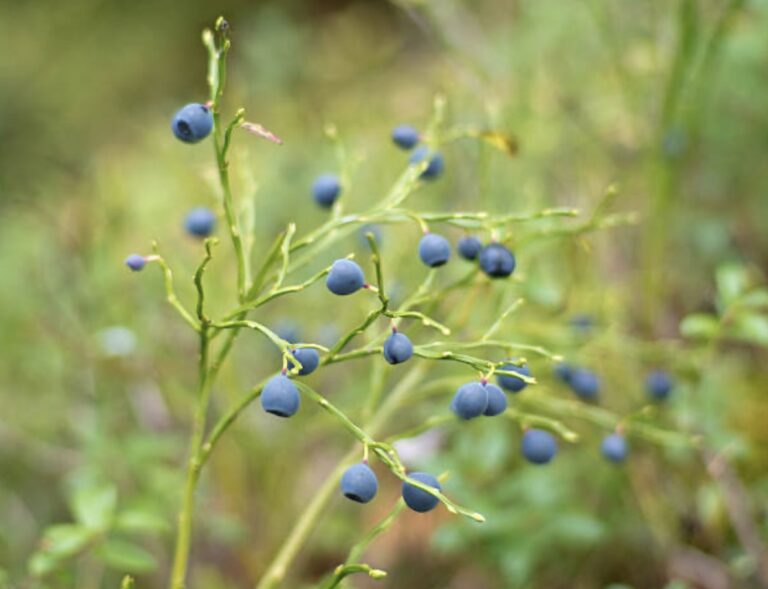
[
  {"xmin": 568, "ymin": 369, "xmax": 600, "ymax": 400},
  {"xmin": 645, "ymin": 370, "xmax": 673, "ymax": 401},
  {"xmin": 401, "ymin": 472, "xmax": 441, "ymax": 513},
  {"xmin": 483, "ymin": 383, "xmax": 507, "ymax": 416},
  {"xmin": 312, "ymin": 174, "xmax": 341, "ymax": 208},
  {"xmin": 601, "ymin": 433, "xmax": 628, "ymax": 463},
  {"xmin": 451, "ymin": 382, "xmax": 489, "ymax": 420},
  {"xmin": 418, "ymin": 233, "xmax": 451, "ymax": 267},
  {"xmin": 359, "ymin": 224, "xmax": 382, "ymax": 248},
  {"xmin": 457, "ymin": 236, "xmax": 483, "ymax": 261},
  {"xmin": 341, "ymin": 463, "xmax": 378, "ymax": 503},
  {"xmin": 392, "ymin": 124, "xmax": 420, "ymax": 149},
  {"xmin": 478, "ymin": 243, "xmax": 516, "ymax": 278},
  {"xmin": 383, "ymin": 332, "xmax": 413, "ymax": 365},
  {"xmin": 171, "ymin": 103, "xmax": 213, "ymax": 143},
  {"xmin": 497, "ymin": 362, "xmax": 530, "ymax": 393},
  {"xmin": 326, "ymin": 259, "xmax": 365, "ymax": 295},
  {"xmin": 184, "ymin": 207, "xmax": 216, "ymax": 238},
  {"xmin": 289, "ymin": 348, "xmax": 320, "ymax": 376},
  {"xmin": 260, "ymin": 375, "xmax": 301, "ymax": 417},
  {"xmin": 553, "ymin": 362, "xmax": 573, "ymax": 383},
  {"xmin": 409, "ymin": 146, "xmax": 444, "ymax": 180},
  {"xmin": 125, "ymin": 254, "xmax": 146, "ymax": 272},
  {"xmin": 521, "ymin": 429, "xmax": 557, "ymax": 464}
]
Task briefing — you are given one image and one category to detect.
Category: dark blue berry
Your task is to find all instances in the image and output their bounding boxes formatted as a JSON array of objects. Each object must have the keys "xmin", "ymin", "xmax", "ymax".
[
  {"xmin": 553, "ymin": 362, "xmax": 573, "ymax": 383},
  {"xmin": 402, "ymin": 472, "xmax": 441, "ymax": 513},
  {"xmin": 409, "ymin": 146, "xmax": 444, "ymax": 180},
  {"xmin": 391, "ymin": 124, "xmax": 420, "ymax": 149},
  {"xmin": 125, "ymin": 254, "xmax": 146, "ymax": 272},
  {"xmin": 451, "ymin": 382, "xmax": 489, "ymax": 420},
  {"xmin": 478, "ymin": 243, "xmax": 516, "ymax": 278},
  {"xmin": 418, "ymin": 233, "xmax": 451, "ymax": 267},
  {"xmin": 483, "ymin": 383, "xmax": 507, "ymax": 416},
  {"xmin": 312, "ymin": 174, "xmax": 341, "ymax": 208},
  {"xmin": 341, "ymin": 463, "xmax": 378, "ymax": 503},
  {"xmin": 645, "ymin": 370, "xmax": 673, "ymax": 401},
  {"xmin": 521, "ymin": 429, "xmax": 557, "ymax": 464},
  {"xmin": 172, "ymin": 103, "xmax": 213, "ymax": 143},
  {"xmin": 326, "ymin": 259, "xmax": 365, "ymax": 295},
  {"xmin": 261, "ymin": 375, "xmax": 301, "ymax": 417},
  {"xmin": 497, "ymin": 362, "xmax": 530, "ymax": 393},
  {"xmin": 568, "ymin": 369, "xmax": 600, "ymax": 400},
  {"xmin": 383, "ymin": 332, "xmax": 413, "ymax": 365},
  {"xmin": 184, "ymin": 207, "xmax": 216, "ymax": 238},
  {"xmin": 601, "ymin": 433, "xmax": 628, "ymax": 463},
  {"xmin": 289, "ymin": 348, "xmax": 320, "ymax": 376},
  {"xmin": 457, "ymin": 236, "xmax": 483, "ymax": 260}
]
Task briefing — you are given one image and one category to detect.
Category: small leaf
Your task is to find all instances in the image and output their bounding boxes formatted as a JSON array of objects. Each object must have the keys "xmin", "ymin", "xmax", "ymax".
[
  {"xmin": 98, "ymin": 539, "xmax": 157, "ymax": 574},
  {"xmin": 475, "ymin": 130, "xmax": 519, "ymax": 157},
  {"xmin": 716, "ymin": 263, "xmax": 750, "ymax": 306},
  {"xmin": 680, "ymin": 313, "xmax": 719, "ymax": 340},
  {"xmin": 729, "ymin": 313, "xmax": 768, "ymax": 346},
  {"xmin": 28, "ymin": 524, "xmax": 94, "ymax": 577},
  {"xmin": 115, "ymin": 509, "xmax": 171, "ymax": 535},
  {"xmin": 72, "ymin": 484, "xmax": 118, "ymax": 531}
]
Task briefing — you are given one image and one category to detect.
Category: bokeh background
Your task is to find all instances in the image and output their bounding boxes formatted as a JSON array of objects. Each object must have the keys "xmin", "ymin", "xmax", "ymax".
[{"xmin": 1, "ymin": 0, "xmax": 768, "ymax": 588}]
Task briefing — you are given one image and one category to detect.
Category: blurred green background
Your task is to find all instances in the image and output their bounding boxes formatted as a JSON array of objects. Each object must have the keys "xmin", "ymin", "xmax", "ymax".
[{"xmin": 2, "ymin": 0, "xmax": 768, "ymax": 588}]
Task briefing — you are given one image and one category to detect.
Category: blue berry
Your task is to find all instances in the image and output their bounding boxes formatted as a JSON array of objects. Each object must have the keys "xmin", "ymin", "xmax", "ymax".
[
  {"xmin": 184, "ymin": 207, "xmax": 216, "ymax": 238},
  {"xmin": 409, "ymin": 146, "xmax": 444, "ymax": 180},
  {"xmin": 553, "ymin": 362, "xmax": 573, "ymax": 383},
  {"xmin": 341, "ymin": 463, "xmax": 378, "ymax": 503},
  {"xmin": 451, "ymin": 382, "xmax": 489, "ymax": 420},
  {"xmin": 601, "ymin": 433, "xmax": 628, "ymax": 463},
  {"xmin": 497, "ymin": 362, "xmax": 530, "ymax": 393},
  {"xmin": 568, "ymin": 369, "xmax": 600, "ymax": 400},
  {"xmin": 289, "ymin": 348, "xmax": 320, "ymax": 376},
  {"xmin": 326, "ymin": 259, "xmax": 365, "ymax": 295},
  {"xmin": 478, "ymin": 243, "xmax": 516, "ymax": 278},
  {"xmin": 171, "ymin": 103, "xmax": 213, "ymax": 143},
  {"xmin": 457, "ymin": 236, "xmax": 483, "ymax": 260},
  {"xmin": 521, "ymin": 429, "xmax": 557, "ymax": 464},
  {"xmin": 261, "ymin": 375, "xmax": 301, "ymax": 417},
  {"xmin": 483, "ymin": 383, "xmax": 507, "ymax": 416},
  {"xmin": 359, "ymin": 224, "xmax": 382, "ymax": 248},
  {"xmin": 312, "ymin": 174, "xmax": 341, "ymax": 208},
  {"xmin": 125, "ymin": 254, "xmax": 146, "ymax": 272},
  {"xmin": 392, "ymin": 124, "xmax": 420, "ymax": 149},
  {"xmin": 645, "ymin": 370, "xmax": 673, "ymax": 401},
  {"xmin": 383, "ymin": 331, "xmax": 413, "ymax": 365},
  {"xmin": 418, "ymin": 233, "xmax": 451, "ymax": 267},
  {"xmin": 401, "ymin": 472, "xmax": 441, "ymax": 513}
]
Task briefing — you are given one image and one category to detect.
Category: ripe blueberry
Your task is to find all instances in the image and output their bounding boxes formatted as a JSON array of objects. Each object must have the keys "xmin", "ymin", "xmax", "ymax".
[
  {"xmin": 391, "ymin": 124, "xmax": 420, "ymax": 150},
  {"xmin": 601, "ymin": 433, "xmax": 628, "ymax": 463},
  {"xmin": 553, "ymin": 362, "xmax": 573, "ymax": 383},
  {"xmin": 497, "ymin": 362, "xmax": 530, "ymax": 393},
  {"xmin": 457, "ymin": 236, "xmax": 483, "ymax": 261},
  {"xmin": 409, "ymin": 146, "xmax": 444, "ymax": 180},
  {"xmin": 312, "ymin": 174, "xmax": 341, "ymax": 208},
  {"xmin": 289, "ymin": 348, "xmax": 320, "ymax": 376},
  {"xmin": 401, "ymin": 472, "xmax": 441, "ymax": 513},
  {"xmin": 478, "ymin": 243, "xmax": 516, "ymax": 278},
  {"xmin": 568, "ymin": 369, "xmax": 600, "ymax": 400},
  {"xmin": 184, "ymin": 207, "xmax": 216, "ymax": 238},
  {"xmin": 125, "ymin": 254, "xmax": 146, "ymax": 272},
  {"xmin": 483, "ymin": 383, "xmax": 508, "ymax": 416},
  {"xmin": 645, "ymin": 370, "xmax": 673, "ymax": 401},
  {"xmin": 171, "ymin": 103, "xmax": 213, "ymax": 143},
  {"xmin": 260, "ymin": 375, "xmax": 301, "ymax": 417},
  {"xmin": 341, "ymin": 463, "xmax": 378, "ymax": 503},
  {"xmin": 521, "ymin": 429, "xmax": 557, "ymax": 464},
  {"xmin": 418, "ymin": 233, "xmax": 451, "ymax": 267},
  {"xmin": 383, "ymin": 331, "xmax": 413, "ymax": 365},
  {"xmin": 451, "ymin": 382, "xmax": 489, "ymax": 420},
  {"xmin": 326, "ymin": 259, "xmax": 365, "ymax": 295}
]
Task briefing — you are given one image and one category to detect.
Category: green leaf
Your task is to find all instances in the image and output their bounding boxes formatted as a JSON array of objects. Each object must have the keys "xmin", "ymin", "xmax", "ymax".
[
  {"xmin": 716, "ymin": 263, "xmax": 750, "ymax": 306},
  {"xmin": 72, "ymin": 484, "xmax": 117, "ymax": 531},
  {"xmin": 114, "ymin": 508, "xmax": 170, "ymax": 535},
  {"xmin": 680, "ymin": 313, "xmax": 719, "ymax": 340},
  {"xmin": 97, "ymin": 539, "xmax": 157, "ymax": 573},
  {"xmin": 729, "ymin": 313, "xmax": 768, "ymax": 346},
  {"xmin": 28, "ymin": 524, "xmax": 94, "ymax": 577}
]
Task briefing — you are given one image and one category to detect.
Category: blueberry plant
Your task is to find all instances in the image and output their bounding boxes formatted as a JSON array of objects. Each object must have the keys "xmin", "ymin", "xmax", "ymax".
[{"xmin": 27, "ymin": 17, "xmax": 700, "ymax": 589}]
